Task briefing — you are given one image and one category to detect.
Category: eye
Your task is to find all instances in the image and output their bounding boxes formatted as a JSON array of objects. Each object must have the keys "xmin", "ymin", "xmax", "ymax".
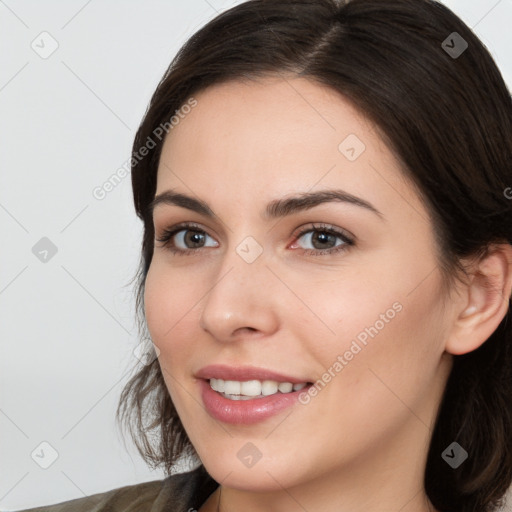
[
  {"xmin": 155, "ymin": 221, "xmax": 354, "ymax": 257},
  {"xmin": 290, "ymin": 223, "xmax": 354, "ymax": 256},
  {"xmin": 155, "ymin": 222, "xmax": 218, "ymax": 254}
]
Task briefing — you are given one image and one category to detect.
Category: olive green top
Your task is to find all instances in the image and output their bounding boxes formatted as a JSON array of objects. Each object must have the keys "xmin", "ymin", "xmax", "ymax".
[{"xmin": 8, "ymin": 465, "xmax": 218, "ymax": 512}]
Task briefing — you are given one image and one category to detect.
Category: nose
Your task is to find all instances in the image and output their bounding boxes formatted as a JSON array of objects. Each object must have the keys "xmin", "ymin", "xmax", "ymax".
[{"xmin": 199, "ymin": 244, "xmax": 280, "ymax": 343}]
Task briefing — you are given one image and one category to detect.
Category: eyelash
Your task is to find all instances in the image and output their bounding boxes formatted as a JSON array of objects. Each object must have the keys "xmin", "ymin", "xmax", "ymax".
[{"xmin": 154, "ymin": 222, "xmax": 355, "ymax": 257}]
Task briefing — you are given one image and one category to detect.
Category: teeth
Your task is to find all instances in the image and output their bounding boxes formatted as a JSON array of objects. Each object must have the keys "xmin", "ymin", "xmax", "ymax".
[
  {"xmin": 210, "ymin": 378, "xmax": 225, "ymax": 392},
  {"xmin": 209, "ymin": 379, "xmax": 308, "ymax": 399},
  {"xmin": 224, "ymin": 380, "xmax": 241, "ymax": 395},
  {"xmin": 261, "ymin": 380, "xmax": 278, "ymax": 396},
  {"xmin": 241, "ymin": 380, "xmax": 262, "ymax": 396},
  {"xmin": 278, "ymin": 382, "xmax": 293, "ymax": 393}
]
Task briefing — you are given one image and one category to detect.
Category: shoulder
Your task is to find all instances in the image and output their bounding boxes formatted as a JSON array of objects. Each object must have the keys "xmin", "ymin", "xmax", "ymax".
[{"xmin": 6, "ymin": 465, "xmax": 218, "ymax": 512}]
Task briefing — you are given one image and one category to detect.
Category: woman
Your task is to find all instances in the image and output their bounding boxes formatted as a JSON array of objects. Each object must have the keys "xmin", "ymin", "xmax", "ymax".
[{"xmin": 11, "ymin": 0, "xmax": 512, "ymax": 511}]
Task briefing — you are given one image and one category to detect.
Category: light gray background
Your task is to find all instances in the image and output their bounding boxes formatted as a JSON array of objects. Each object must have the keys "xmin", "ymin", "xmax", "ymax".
[{"xmin": 1, "ymin": 0, "xmax": 511, "ymax": 510}]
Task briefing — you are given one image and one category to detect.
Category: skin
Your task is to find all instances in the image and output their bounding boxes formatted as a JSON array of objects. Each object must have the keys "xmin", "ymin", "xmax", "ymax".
[{"xmin": 143, "ymin": 76, "xmax": 512, "ymax": 512}]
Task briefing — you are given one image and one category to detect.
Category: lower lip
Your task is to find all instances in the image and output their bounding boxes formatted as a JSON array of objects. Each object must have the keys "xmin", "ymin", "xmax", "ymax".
[{"xmin": 199, "ymin": 379, "xmax": 310, "ymax": 425}]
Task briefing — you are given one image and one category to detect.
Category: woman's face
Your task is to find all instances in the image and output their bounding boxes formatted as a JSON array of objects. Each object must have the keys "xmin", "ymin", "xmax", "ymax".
[{"xmin": 144, "ymin": 76, "xmax": 454, "ymax": 498}]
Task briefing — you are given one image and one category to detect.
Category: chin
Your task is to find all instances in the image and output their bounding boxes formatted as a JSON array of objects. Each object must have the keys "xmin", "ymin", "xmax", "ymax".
[{"xmin": 199, "ymin": 451, "xmax": 317, "ymax": 492}]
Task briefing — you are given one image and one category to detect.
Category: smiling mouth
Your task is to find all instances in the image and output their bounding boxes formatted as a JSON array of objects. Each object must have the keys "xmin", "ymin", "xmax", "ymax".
[{"xmin": 208, "ymin": 378, "xmax": 311, "ymax": 400}]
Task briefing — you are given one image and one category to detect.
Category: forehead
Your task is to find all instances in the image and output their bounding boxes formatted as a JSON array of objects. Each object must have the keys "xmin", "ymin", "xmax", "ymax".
[
  {"xmin": 161, "ymin": 76, "xmax": 373, "ymax": 162},
  {"xmin": 155, "ymin": 76, "xmax": 426, "ymax": 225}
]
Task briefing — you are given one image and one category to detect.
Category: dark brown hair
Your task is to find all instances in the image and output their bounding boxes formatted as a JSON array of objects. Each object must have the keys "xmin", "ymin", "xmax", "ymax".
[{"xmin": 116, "ymin": 1, "xmax": 512, "ymax": 510}]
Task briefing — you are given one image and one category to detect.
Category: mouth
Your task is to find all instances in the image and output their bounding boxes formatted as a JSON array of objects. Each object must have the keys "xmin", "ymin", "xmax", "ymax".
[
  {"xmin": 209, "ymin": 378, "xmax": 310, "ymax": 400},
  {"xmin": 196, "ymin": 364, "xmax": 314, "ymax": 424}
]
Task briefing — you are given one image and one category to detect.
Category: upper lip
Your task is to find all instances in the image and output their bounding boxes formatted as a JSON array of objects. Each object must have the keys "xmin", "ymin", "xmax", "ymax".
[{"xmin": 196, "ymin": 364, "xmax": 310, "ymax": 384}]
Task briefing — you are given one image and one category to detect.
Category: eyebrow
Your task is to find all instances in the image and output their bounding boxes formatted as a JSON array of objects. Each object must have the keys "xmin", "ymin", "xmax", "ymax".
[{"xmin": 148, "ymin": 189, "xmax": 384, "ymax": 220}]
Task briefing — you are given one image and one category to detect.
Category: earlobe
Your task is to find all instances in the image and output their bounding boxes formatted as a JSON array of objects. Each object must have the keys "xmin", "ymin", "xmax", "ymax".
[
  {"xmin": 460, "ymin": 304, "xmax": 478, "ymax": 318},
  {"xmin": 445, "ymin": 244, "xmax": 512, "ymax": 356}
]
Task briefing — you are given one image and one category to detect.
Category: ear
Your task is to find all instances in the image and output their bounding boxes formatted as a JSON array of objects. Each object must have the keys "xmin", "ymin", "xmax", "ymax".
[{"xmin": 445, "ymin": 243, "xmax": 512, "ymax": 356}]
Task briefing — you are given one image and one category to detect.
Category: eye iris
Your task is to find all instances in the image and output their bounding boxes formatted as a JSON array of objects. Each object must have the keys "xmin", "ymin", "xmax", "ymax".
[
  {"xmin": 312, "ymin": 231, "xmax": 336, "ymax": 249},
  {"xmin": 185, "ymin": 230, "xmax": 205, "ymax": 248}
]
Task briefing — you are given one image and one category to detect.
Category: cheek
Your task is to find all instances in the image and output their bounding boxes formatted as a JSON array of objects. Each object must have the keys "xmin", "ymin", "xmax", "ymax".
[
  {"xmin": 143, "ymin": 262, "xmax": 202, "ymax": 404},
  {"xmin": 306, "ymin": 259, "xmax": 446, "ymax": 398},
  {"xmin": 301, "ymin": 272, "xmax": 402, "ymax": 355},
  {"xmin": 144, "ymin": 260, "xmax": 200, "ymax": 342},
  {"xmin": 143, "ymin": 262, "xmax": 207, "ymax": 391},
  {"xmin": 329, "ymin": 275, "xmax": 446, "ymax": 419},
  {"xmin": 295, "ymin": 289, "xmax": 444, "ymax": 464}
]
